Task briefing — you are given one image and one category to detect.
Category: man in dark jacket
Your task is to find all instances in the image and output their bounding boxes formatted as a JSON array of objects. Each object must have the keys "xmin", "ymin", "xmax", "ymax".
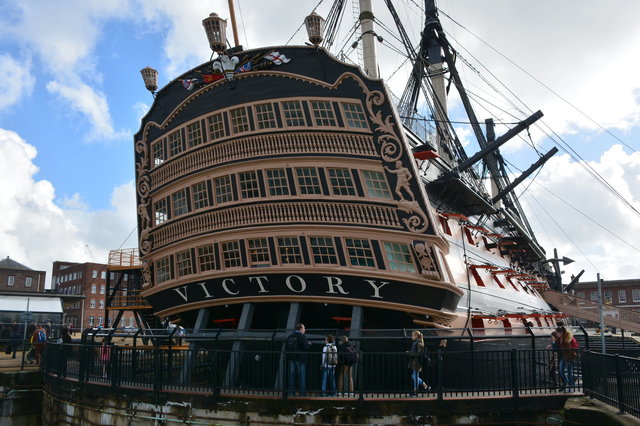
[{"xmin": 286, "ymin": 323, "xmax": 311, "ymax": 395}]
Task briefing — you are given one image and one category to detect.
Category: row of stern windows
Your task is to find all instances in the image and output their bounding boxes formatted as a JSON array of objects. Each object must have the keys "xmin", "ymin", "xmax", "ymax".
[
  {"xmin": 154, "ymin": 166, "xmax": 393, "ymax": 225},
  {"xmin": 154, "ymin": 236, "xmax": 424, "ymax": 284},
  {"xmin": 150, "ymin": 99, "xmax": 369, "ymax": 167}
]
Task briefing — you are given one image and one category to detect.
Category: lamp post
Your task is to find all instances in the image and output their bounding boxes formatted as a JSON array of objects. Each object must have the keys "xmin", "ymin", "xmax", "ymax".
[
  {"xmin": 202, "ymin": 12, "xmax": 228, "ymax": 54},
  {"xmin": 140, "ymin": 66, "xmax": 158, "ymax": 97},
  {"xmin": 304, "ymin": 12, "xmax": 325, "ymax": 46}
]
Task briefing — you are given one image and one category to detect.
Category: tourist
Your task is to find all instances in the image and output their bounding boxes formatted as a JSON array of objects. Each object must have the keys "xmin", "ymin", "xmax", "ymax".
[
  {"xmin": 99, "ymin": 338, "xmax": 112, "ymax": 378},
  {"xmin": 407, "ymin": 330, "xmax": 429, "ymax": 396},
  {"xmin": 337, "ymin": 336, "xmax": 357, "ymax": 395},
  {"xmin": 1, "ymin": 324, "xmax": 11, "ymax": 354},
  {"xmin": 556, "ymin": 326, "xmax": 579, "ymax": 392},
  {"xmin": 321, "ymin": 335, "xmax": 338, "ymax": 396},
  {"xmin": 545, "ymin": 331, "xmax": 559, "ymax": 388},
  {"xmin": 9, "ymin": 323, "xmax": 21, "ymax": 359},
  {"xmin": 31, "ymin": 323, "xmax": 47, "ymax": 365},
  {"xmin": 286, "ymin": 323, "xmax": 311, "ymax": 395},
  {"xmin": 61, "ymin": 327, "xmax": 72, "ymax": 344}
]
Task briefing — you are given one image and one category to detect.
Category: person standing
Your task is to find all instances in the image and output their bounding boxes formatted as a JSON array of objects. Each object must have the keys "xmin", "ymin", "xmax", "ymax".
[
  {"xmin": 556, "ymin": 326, "xmax": 579, "ymax": 392},
  {"xmin": 407, "ymin": 330, "xmax": 428, "ymax": 396},
  {"xmin": 337, "ymin": 336, "xmax": 357, "ymax": 395},
  {"xmin": 321, "ymin": 335, "xmax": 338, "ymax": 396},
  {"xmin": 31, "ymin": 324, "xmax": 47, "ymax": 365},
  {"xmin": 286, "ymin": 323, "xmax": 311, "ymax": 396}
]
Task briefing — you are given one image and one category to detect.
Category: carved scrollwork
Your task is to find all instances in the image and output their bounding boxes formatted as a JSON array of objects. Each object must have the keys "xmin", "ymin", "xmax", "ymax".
[
  {"xmin": 141, "ymin": 260, "xmax": 152, "ymax": 288},
  {"xmin": 398, "ymin": 201, "xmax": 430, "ymax": 234},
  {"xmin": 365, "ymin": 91, "xmax": 403, "ymax": 163},
  {"xmin": 431, "ymin": 315, "xmax": 454, "ymax": 328}
]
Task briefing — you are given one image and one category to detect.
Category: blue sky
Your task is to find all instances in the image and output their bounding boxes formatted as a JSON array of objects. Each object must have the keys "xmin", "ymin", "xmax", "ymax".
[{"xmin": 1, "ymin": 0, "xmax": 639, "ymax": 286}]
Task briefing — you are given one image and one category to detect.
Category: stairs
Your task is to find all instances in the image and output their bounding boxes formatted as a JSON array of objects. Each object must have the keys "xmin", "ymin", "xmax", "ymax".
[
  {"xmin": 575, "ymin": 334, "xmax": 640, "ymax": 357},
  {"xmin": 541, "ymin": 290, "xmax": 640, "ymax": 334}
]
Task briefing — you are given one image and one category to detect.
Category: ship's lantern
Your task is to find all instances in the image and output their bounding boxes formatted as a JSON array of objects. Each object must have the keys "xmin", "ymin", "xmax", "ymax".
[
  {"xmin": 202, "ymin": 13, "xmax": 228, "ymax": 53},
  {"xmin": 140, "ymin": 66, "xmax": 158, "ymax": 94},
  {"xmin": 304, "ymin": 12, "xmax": 325, "ymax": 46}
]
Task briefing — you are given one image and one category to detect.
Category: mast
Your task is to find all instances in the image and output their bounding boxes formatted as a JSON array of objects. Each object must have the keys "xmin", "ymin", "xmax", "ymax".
[
  {"xmin": 358, "ymin": 0, "xmax": 379, "ymax": 78},
  {"xmin": 228, "ymin": 0, "xmax": 240, "ymax": 48}
]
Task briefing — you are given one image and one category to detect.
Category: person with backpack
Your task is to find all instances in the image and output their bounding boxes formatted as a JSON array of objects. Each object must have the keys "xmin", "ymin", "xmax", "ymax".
[
  {"xmin": 556, "ymin": 326, "xmax": 579, "ymax": 392},
  {"xmin": 337, "ymin": 336, "xmax": 358, "ymax": 395},
  {"xmin": 285, "ymin": 323, "xmax": 311, "ymax": 396},
  {"xmin": 407, "ymin": 330, "xmax": 429, "ymax": 396},
  {"xmin": 31, "ymin": 324, "xmax": 47, "ymax": 365},
  {"xmin": 321, "ymin": 335, "xmax": 338, "ymax": 396}
]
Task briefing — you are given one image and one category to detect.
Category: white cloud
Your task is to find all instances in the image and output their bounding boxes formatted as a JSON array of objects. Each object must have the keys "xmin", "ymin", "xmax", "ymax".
[
  {"xmin": 1, "ymin": 1, "xmax": 132, "ymax": 141},
  {"xmin": 0, "ymin": 54, "xmax": 35, "ymax": 110},
  {"xmin": 46, "ymin": 80, "xmax": 128, "ymax": 141},
  {"xmin": 0, "ymin": 129, "xmax": 137, "ymax": 286},
  {"xmin": 522, "ymin": 145, "xmax": 640, "ymax": 282}
]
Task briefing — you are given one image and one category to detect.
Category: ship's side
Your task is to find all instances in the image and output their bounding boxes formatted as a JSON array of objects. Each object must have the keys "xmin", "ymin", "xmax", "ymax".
[{"xmin": 134, "ymin": 46, "xmax": 464, "ymax": 332}]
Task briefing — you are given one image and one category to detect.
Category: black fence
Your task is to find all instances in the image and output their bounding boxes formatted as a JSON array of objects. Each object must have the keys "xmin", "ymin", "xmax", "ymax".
[
  {"xmin": 582, "ymin": 351, "xmax": 640, "ymax": 418},
  {"xmin": 43, "ymin": 344, "xmax": 583, "ymax": 402}
]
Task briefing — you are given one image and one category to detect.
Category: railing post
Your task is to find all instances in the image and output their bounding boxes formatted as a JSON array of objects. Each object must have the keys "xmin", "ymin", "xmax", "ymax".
[
  {"xmin": 282, "ymin": 350, "xmax": 287, "ymax": 401},
  {"xmin": 111, "ymin": 346, "xmax": 119, "ymax": 388},
  {"xmin": 579, "ymin": 325, "xmax": 589, "ymax": 352},
  {"xmin": 511, "ymin": 349, "xmax": 519, "ymax": 400},
  {"xmin": 436, "ymin": 348, "xmax": 444, "ymax": 403},
  {"xmin": 357, "ymin": 350, "xmax": 364, "ymax": 402},
  {"xmin": 153, "ymin": 348, "xmax": 161, "ymax": 403},
  {"xmin": 615, "ymin": 354, "xmax": 625, "ymax": 414}
]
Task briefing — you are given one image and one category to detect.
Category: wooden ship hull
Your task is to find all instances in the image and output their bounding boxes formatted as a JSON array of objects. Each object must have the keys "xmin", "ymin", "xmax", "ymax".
[{"xmin": 133, "ymin": 4, "xmax": 560, "ymax": 339}]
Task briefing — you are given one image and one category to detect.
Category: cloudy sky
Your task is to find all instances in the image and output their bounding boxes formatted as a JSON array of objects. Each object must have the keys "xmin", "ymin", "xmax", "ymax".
[{"xmin": 0, "ymin": 0, "xmax": 639, "ymax": 287}]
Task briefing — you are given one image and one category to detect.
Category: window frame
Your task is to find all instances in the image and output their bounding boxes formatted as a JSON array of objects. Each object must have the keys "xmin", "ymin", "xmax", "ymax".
[
  {"xmin": 247, "ymin": 238, "xmax": 271, "ymax": 267},
  {"xmin": 197, "ymin": 244, "xmax": 217, "ymax": 272},
  {"xmin": 341, "ymin": 102, "xmax": 368, "ymax": 129},
  {"xmin": 383, "ymin": 241, "xmax": 417, "ymax": 273},
  {"xmin": 192, "ymin": 181, "xmax": 210, "ymax": 210},
  {"xmin": 238, "ymin": 170, "xmax": 260, "ymax": 199},
  {"xmin": 207, "ymin": 112, "xmax": 226, "ymax": 140},
  {"xmin": 309, "ymin": 236, "xmax": 339, "ymax": 265},
  {"xmin": 221, "ymin": 240, "xmax": 242, "ymax": 269},
  {"xmin": 230, "ymin": 107, "xmax": 250, "ymax": 134},
  {"xmin": 361, "ymin": 169, "xmax": 392, "ymax": 199},
  {"xmin": 344, "ymin": 238, "xmax": 376, "ymax": 268},
  {"xmin": 281, "ymin": 100, "xmax": 306, "ymax": 127},
  {"xmin": 172, "ymin": 189, "xmax": 189, "ymax": 217},
  {"xmin": 327, "ymin": 168, "xmax": 356, "ymax": 196},
  {"xmin": 255, "ymin": 102, "xmax": 277, "ymax": 129},
  {"xmin": 310, "ymin": 100, "xmax": 338, "ymax": 127},
  {"xmin": 214, "ymin": 175, "xmax": 233, "ymax": 204},
  {"xmin": 154, "ymin": 199, "xmax": 168, "ymax": 225},
  {"xmin": 168, "ymin": 129, "xmax": 183, "ymax": 157},
  {"xmin": 295, "ymin": 167, "xmax": 322, "ymax": 195},
  {"xmin": 266, "ymin": 168, "xmax": 290, "ymax": 196},
  {"xmin": 277, "ymin": 236, "xmax": 304, "ymax": 265},
  {"xmin": 155, "ymin": 257, "xmax": 171, "ymax": 284},
  {"xmin": 186, "ymin": 121, "xmax": 203, "ymax": 148},
  {"xmin": 176, "ymin": 250, "xmax": 193, "ymax": 277}
]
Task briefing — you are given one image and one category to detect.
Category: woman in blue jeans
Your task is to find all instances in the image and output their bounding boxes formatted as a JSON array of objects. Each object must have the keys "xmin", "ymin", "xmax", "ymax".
[
  {"xmin": 556, "ymin": 326, "xmax": 579, "ymax": 392},
  {"xmin": 408, "ymin": 330, "xmax": 428, "ymax": 395}
]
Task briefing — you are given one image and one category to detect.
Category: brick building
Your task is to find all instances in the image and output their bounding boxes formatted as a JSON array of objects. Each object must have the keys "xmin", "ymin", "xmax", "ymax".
[
  {"xmin": 572, "ymin": 278, "xmax": 640, "ymax": 312},
  {"xmin": 0, "ymin": 256, "xmax": 46, "ymax": 293},
  {"xmin": 52, "ymin": 261, "xmax": 136, "ymax": 330}
]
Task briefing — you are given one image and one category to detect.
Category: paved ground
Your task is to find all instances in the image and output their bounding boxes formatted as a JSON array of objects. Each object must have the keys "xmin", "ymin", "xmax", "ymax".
[{"xmin": 0, "ymin": 349, "xmax": 41, "ymax": 372}]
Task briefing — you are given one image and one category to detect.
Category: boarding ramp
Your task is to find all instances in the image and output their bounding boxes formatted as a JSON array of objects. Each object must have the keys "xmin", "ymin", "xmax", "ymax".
[{"xmin": 541, "ymin": 290, "xmax": 640, "ymax": 334}]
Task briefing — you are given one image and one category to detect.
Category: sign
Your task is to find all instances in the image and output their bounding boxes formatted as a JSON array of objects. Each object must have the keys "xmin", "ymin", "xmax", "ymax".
[{"xmin": 145, "ymin": 273, "xmax": 461, "ymax": 316}]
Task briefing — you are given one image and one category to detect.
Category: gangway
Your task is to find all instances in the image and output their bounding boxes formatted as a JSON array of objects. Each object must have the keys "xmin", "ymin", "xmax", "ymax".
[{"xmin": 541, "ymin": 290, "xmax": 640, "ymax": 334}]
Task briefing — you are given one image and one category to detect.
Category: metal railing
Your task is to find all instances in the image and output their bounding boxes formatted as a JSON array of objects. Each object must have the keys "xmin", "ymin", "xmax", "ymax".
[
  {"xmin": 582, "ymin": 351, "xmax": 640, "ymax": 417},
  {"xmin": 42, "ymin": 344, "xmax": 583, "ymax": 402}
]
